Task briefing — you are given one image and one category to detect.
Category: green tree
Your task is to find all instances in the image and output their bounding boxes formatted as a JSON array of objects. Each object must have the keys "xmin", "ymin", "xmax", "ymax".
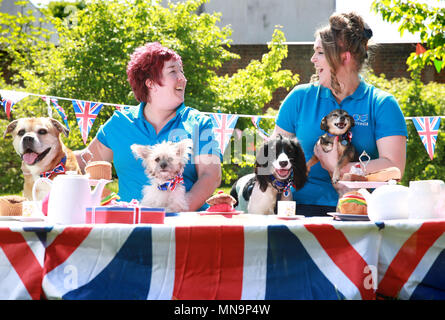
[
  {"xmin": 372, "ymin": 0, "xmax": 445, "ymax": 78},
  {"xmin": 0, "ymin": 0, "xmax": 299, "ymax": 193},
  {"xmin": 43, "ymin": 1, "xmax": 86, "ymax": 20},
  {"xmin": 366, "ymin": 72, "xmax": 445, "ymax": 185}
]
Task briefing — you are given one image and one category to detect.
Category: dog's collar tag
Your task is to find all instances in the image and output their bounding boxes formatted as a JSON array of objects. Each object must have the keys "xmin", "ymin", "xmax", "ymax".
[
  {"xmin": 40, "ymin": 156, "xmax": 67, "ymax": 179},
  {"xmin": 157, "ymin": 174, "xmax": 184, "ymax": 191}
]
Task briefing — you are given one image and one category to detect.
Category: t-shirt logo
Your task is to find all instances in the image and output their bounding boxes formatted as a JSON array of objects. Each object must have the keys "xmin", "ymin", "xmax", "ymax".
[{"xmin": 353, "ymin": 113, "xmax": 368, "ymax": 126}]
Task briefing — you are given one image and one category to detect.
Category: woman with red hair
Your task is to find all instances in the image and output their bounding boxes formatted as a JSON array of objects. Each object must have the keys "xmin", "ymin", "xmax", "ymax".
[{"xmin": 76, "ymin": 42, "xmax": 221, "ymax": 211}]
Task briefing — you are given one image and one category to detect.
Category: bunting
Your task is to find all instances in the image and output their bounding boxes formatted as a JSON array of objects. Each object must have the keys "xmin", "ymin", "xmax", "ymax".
[
  {"xmin": 0, "ymin": 89, "xmax": 444, "ymax": 160},
  {"xmin": 416, "ymin": 43, "xmax": 426, "ymax": 55},
  {"xmin": 251, "ymin": 116, "xmax": 270, "ymax": 140},
  {"xmin": 0, "ymin": 90, "xmax": 30, "ymax": 119},
  {"xmin": 412, "ymin": 116, "xmax": 441, "ymax": 160},
  {"xmin": 72, "ymin": 100, "xmax": 103, "ymax": 144},
  {"xmin": 208, "ymin": 113, "xmax": 239, "ymax": 154},
  {"xmin": 41, "ymin": 97, "xmax": 70, "ymax": 130},
  {"xmin": 433, "ymin": 59, "xmax": 443, "ymax": 73}
]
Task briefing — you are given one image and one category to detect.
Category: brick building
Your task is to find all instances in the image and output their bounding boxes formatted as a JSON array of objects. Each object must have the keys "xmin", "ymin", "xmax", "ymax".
[
  {"xmin": 217, "ymin": 42, "xmax": 445, "ymax": 110},
  {"xmin": 188, "ymin": 0, "xmax": 444, "ymax": 109}
]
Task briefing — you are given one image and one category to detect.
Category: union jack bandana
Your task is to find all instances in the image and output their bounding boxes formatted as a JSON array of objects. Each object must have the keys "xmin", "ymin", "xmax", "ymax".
[
  {"xmin": 157, "ymin": 174, "xmax": 184, "ymax": 191},
  {"xmin": 40, "ymin": 156, "xmax": 67, "ymax": 178},
  {"xmin": 327, "ymin": 131, "xmax": 353, "ymax": 144},
  {"xmin": 269, "ymin": 171, "xmax": 294, "ymax": 197}
]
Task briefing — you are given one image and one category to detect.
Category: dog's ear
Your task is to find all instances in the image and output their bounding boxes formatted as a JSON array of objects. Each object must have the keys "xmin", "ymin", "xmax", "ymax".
[
  {"xmin": 50, "ymin": 118, "xmax": 70, "ymax": 137},
  {"xmin": 320, "ymin": 116, "xmax": 328, "ymax": 131},
  {"xmin": 289, "ymin": 138, "xmax": 308, "ymax": 191},
  {"xmin": 255, "ymin": 141, "xmax": 270, "ymax": 192},
  {"xmin": 348, "ymin": 114, "xmax": 355, "ymax": 128},
  {"xmin": 176, "ymin": 139, "xmax": 193, "ymax": 160},
  {"xmin": 254, "ymin": 140, "xmax": 269, "ymax": 171},
  {"xmin": 3, "ymin": 120, "xmax": 19, "ymax": 139},
  {"xmin": 255, "ymin": 169, "xmax": 269, "ymax": 193},
  {"xmin": 131, "ymin": 144, "xmax": 151, "ymax": 160}
]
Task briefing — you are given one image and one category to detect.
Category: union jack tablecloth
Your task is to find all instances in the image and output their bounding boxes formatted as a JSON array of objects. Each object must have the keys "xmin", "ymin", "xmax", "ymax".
[{"xmin": 0, "ymin": 218, "xmax": 444, "ymax": 300}]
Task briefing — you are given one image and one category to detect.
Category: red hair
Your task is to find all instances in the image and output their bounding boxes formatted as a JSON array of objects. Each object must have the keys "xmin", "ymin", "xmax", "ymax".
[{"xmin": 126, "ymin": 42, "xmax": 182, "ymax": 102}]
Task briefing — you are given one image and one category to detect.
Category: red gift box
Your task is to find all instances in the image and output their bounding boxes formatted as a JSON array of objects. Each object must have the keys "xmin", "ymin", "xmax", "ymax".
[{"xmin": 86, "ymin": 206, "xmax": 165, "ymax": 224}]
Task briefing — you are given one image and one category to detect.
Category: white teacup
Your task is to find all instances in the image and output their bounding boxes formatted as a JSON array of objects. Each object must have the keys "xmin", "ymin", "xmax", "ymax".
[
  {"xmin": 277, "ymin": 201, "xmax": 296, "ymax": 217},
  {"xmin": 22, "ymin": 201, "xmax": 44, "ymax": 217}
]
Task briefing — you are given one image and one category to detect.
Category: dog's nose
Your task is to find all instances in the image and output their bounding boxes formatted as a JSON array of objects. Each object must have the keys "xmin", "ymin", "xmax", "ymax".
[
  {"xmin": 279, "ymin": 160, "xmax": 288, "ymax": 168},
  {"xmin": 22, "ymin": 136, "xmax": 34, "ymax": 148},
  {"xmin": 159, "ymin": 161, "xmax": 168, "ymax": 169}
]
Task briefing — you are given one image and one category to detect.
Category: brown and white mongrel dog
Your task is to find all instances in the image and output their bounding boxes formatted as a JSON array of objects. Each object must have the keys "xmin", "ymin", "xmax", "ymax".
[{"xmin": 3, "ymin": 117, "xmax": 81, "ymax": 200}]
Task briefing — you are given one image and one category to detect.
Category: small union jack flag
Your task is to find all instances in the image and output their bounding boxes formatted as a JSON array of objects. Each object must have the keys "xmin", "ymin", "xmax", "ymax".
[
  {"xmin": 208, "ymin": 113, "xmax": 239, "ymax": 154},
  {"xmin": 0, "ymin": 90, "xmax": 30, "ymax": 119},
  {"xmin": 41, "ymin": 97, "xmax": 69, "ymax": 129},
  {"xmin": 1, "ymin": 98, "xmax": 14, "ymax": 119},
  {"xmin": 412, "ymin": 116, "xmax": 441, "ymax": 160},
  {"xmin": 72, "ymin": 100, "xmax": 103, "ymax": 144},
  {"xmin": 251, "ymin": 116, "xmax": 270, "ymax": 140}
]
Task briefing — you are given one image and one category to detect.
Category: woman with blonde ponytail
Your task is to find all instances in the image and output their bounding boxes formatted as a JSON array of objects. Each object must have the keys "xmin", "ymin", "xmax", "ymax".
[{"xmin": 273, "ymin": 12, "xmax": 407, "ymax": 217}]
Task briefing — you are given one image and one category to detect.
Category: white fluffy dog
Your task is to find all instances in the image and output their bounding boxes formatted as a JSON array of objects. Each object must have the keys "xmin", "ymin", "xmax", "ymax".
[{"xmin": 131, "ymin": 139, "xmax": 193, "ymax": 213}]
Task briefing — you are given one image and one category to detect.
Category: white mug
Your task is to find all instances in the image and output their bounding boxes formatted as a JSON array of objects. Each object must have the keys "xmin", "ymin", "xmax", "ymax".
[
  {"xmin": 408, "ymin": 180, "xmax": 445, "ymax": 219},
  {"xmin": 277, "ymin": 201, "xmax": 296, "ymax": 217}
]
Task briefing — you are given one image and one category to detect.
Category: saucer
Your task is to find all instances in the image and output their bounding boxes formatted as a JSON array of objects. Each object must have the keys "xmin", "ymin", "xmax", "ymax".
[{"xmin": 277, "ymin": 215, "xmax": 305, "ymax": 220}]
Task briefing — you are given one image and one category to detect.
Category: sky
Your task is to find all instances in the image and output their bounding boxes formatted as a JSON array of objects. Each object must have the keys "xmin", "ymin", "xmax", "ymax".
[
  {"xmin": 29, "ymin": 0, "xmax": 443, "ymax": 43},
  {"xmin": 336, "ymin": 0, "xmax": 420, "ymax": 43}
]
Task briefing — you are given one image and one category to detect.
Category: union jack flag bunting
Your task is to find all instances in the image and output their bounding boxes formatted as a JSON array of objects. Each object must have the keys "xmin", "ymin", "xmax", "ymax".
[
  {"xmin": 1, "ymin": 98, "xmax": 14, "ymax": 119},
  {"xmin": 72, "ymin": 100, "xmax": 103, "ymax": 144},
  {"xmin": 412, "ymin": 116, "xmax": 441, "ymax": 160},
  {"xmin": 251, "ymin": 116, "xmax": 270, "ymax": 140},
  {"xmin": 41, "ymin": 97, "xmax": 70, "ymax": 130},
  {"xmin": 208, "ymin": 113, "xmax": 239, "ymax": 154},
  {"xmin": 0, "ymin": 90, "xmax": 30, "ymax": 119}
]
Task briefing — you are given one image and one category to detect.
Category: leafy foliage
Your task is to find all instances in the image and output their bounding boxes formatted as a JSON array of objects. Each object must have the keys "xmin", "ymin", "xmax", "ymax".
[
  {"xmin": 372, "ymin": 0, "xmax": 445, "ymax": 77},
  {"xmin": 366, "ymin": 71, "xmax": 445, "ymax": 185}
]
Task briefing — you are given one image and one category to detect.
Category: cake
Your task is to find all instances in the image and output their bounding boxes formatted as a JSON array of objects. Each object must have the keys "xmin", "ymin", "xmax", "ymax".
[
  {"xmin": 85, "ymin": 161, "xmax": 112, "ymax": 180},
  {"xmin": 205, "ymin": 190, "xmax": 237, "ymax": 212},
  {"xmin": 365, "ymin": 167, "xmax": 401, "ymax": 182},
  {"xmin": 342, "ymin": 167, "xmax": 401, "ymax": 182},
  {"xmin": 337, "ymin": 191, "xmax": 367, "ymax": 215},
  {"xmin": 0, "ymin": 195, "xmax": 26, "ymax": 216}
]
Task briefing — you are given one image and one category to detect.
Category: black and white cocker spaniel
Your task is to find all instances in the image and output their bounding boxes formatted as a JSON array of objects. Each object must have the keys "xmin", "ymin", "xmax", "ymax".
[{"xmin": 230, "ymin": 134, "xmax": 307, "ymax": 215}]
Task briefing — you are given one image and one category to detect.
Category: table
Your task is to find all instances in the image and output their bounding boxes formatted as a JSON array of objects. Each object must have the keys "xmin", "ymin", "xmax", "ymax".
[{"xmin": 0, "ymin": 214, "xmax": 444, "ymax": 300}]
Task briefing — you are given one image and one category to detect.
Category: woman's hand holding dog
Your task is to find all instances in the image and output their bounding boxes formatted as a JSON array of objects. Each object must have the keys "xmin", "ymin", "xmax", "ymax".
[{"xmin": 313, "ymin": 136, "xmax": 352, "ymax": 180}]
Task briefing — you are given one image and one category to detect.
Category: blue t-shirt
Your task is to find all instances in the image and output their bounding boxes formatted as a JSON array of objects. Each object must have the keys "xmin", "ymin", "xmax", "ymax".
[
  {"xmin": 276, "ymin": 79, "xmax": 408, "ymax": 207},
  {"xmin": 96, "ymin": 102, "xmax": 221, "ymax": 205}
]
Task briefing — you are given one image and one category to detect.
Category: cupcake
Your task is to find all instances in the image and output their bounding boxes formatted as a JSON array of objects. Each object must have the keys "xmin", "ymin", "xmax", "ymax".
[
  {"xmin": 0, "ymin": 195, "xmax": 26, "ymax": 216},
  {"xmin": 85, "ymin": 161, "xmax": 112, "ymax": 180}
]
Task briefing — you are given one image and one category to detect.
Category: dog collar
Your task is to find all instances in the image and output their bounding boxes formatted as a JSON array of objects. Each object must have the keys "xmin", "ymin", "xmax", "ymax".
[
  {"xmin": 40, "ymin": 155, "xmax": 67, "ymax": 179},
  {"xmin": 269, "ymin": 172, "xmax": 294, "ymax": 197},
  {"xmin": 157, "ymin": 174, "xmax": 184, "ymax": 191},
  {"xmin": 327, "ymin": 131, "xmax": 352, "ymax": 145}
]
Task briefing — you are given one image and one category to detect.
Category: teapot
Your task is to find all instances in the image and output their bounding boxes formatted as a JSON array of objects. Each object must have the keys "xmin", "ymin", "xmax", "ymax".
[
  {"xmin": 32, "ymin": 173, "xmax": 109, "ymax": 224},
  {"xmin": 408, "ymin": 180, "xmax": 445, "ymax": 219},
  {"xmin": 359, "ymin": 184, "xmax": 410, "ymax": 221}
]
